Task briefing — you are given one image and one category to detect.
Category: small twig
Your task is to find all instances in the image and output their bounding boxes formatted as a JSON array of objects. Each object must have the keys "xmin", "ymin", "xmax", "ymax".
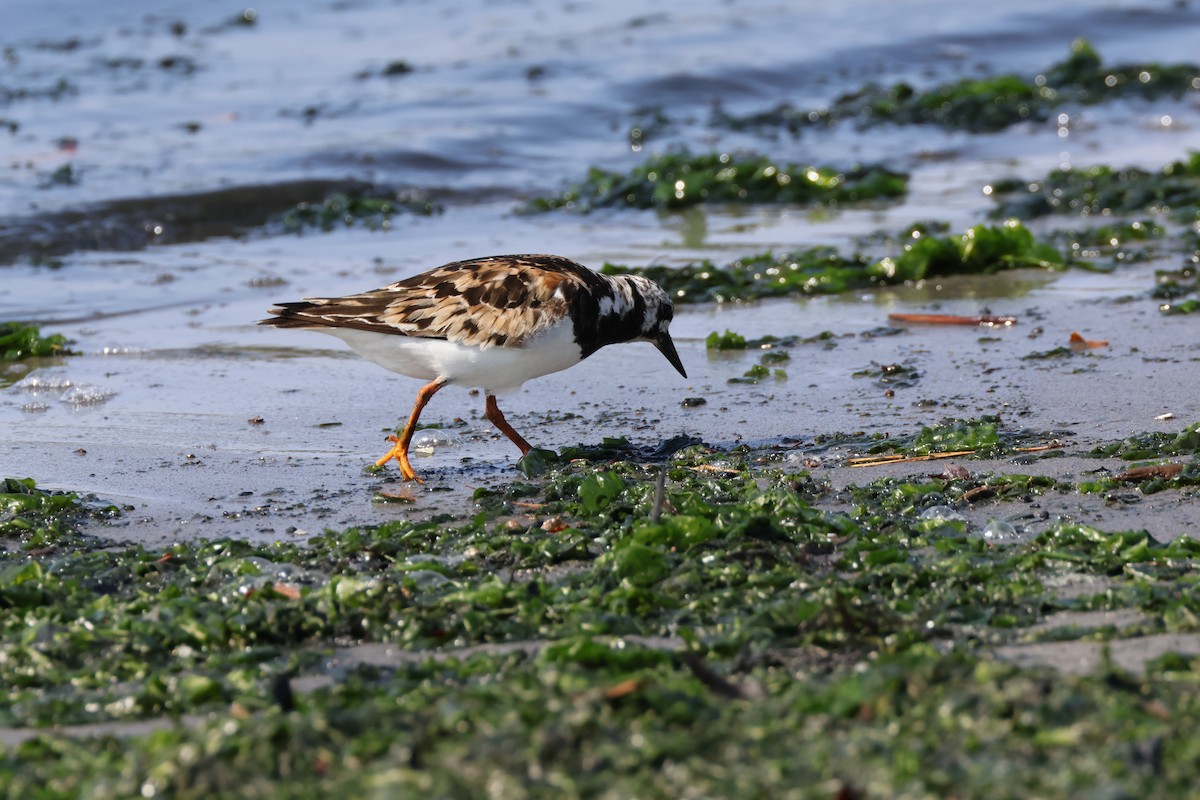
[
  {"xmin": 846, "ymin": 454, "xmax": 907, "ymax": 466},
  {"xmin": 961, "ymin": 484, "xmax": 995, "ymax": 502},
  {"xmin": 849, "ymin": 439, "xmax": 1063, "ymax": 468},
  {"xmin": 688, "ymin": 464, "xmax": 741, "ymax": 475},
  {"xmin": 1116, "ymin": 463, "xmax": 1184, "ymax": 482},
  {"xmin": 1014, "ymin": 441, "xmax": 1063, "ymax": 453},
  {"xmin": 271, "ymin": 673, "xmax": 296, "ymax": 712},
  {"xmin": 848, "ymin": 449, "xmax": 978, "ymax": 468},
  {"xmin": 603, "ymin": 678, "xmax": 645, "ymax": 700},
  {"xmin": 888, "ymin": 312, "xmax": 1017, "ymax": 327},
  {"xmin": 676, "ymin": 652, "xmax": 745, "ymax": 700},
  {"xmin": 651, "ymin": 466, "xmax": 666, "ymax": 523}
]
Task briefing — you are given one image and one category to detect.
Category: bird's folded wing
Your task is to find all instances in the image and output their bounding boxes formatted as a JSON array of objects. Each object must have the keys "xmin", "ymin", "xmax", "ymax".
[{"xmin": 272, "ymin": 257, "xmax": 584, "ymax": 348}]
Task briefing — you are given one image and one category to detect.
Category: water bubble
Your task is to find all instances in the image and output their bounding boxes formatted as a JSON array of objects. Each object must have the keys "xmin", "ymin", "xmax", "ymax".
[
  {"xmin": 402, "ymin": 569, "xmax": 451, "ymax": 587},
  {"xmin": 919, "ymin": 505, "xmax": 966, "ymax": 522},
  {"xmin": 60, "ymin": 384, "xmax": 117, "ymax": 407},
  {"xmin": 981, "ymin": 519, "xmax": 1019, "ymax": 542},
  {"xmin": 20, "ymin": 402, "xmax": 50, "ymax": 413},
  {"xmin": 412, "ymin": 428, "xmax": 461, "ymax": 452},
  {"xmin": 270, "ymin": 563, "xmax": 309, "ymax": 582}
]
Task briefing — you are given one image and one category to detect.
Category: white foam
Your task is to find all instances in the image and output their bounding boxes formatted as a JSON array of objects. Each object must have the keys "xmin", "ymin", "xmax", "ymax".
[
  {"xmin": 13, "ymin": 374, "xmax": 74, "ymax": 393},
  {"xmin": 60, "ymin": 385, "xmax": 117, "ymax": 407}
]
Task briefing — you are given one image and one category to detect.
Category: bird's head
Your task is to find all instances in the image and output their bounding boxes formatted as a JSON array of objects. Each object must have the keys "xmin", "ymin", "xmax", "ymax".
[{"xmin": 618, "ymin": 274, "xmax": 687, "ymax": 380}]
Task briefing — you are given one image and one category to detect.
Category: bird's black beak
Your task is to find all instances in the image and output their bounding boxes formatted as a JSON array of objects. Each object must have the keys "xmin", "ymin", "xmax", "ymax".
[{"xmin": 654, "ymin": 332, "xmax": 687, "ymax": 379}]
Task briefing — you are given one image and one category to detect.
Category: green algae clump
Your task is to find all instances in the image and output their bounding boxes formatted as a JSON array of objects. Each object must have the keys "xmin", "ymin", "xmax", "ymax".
[
  {"xmin": 0, "ymin": 322, "xmax": 69, "ymax": 361},
  {"xmin": 5, "ymin": 447, "xmax": 1200, "ymax": 797},
  {"xmin": 605, "ymin": 220, "xmax": 1065, "ymax": 303},
  {"xmin": 528, "ymin": 150, "xmax": 908, "ymax": 212},
  {"xmin": 715, "ymin": 39, "xmax": 1200, "ymax": 134},
  {"xmin": 870, "ymin": 219, "xmax": 1066, "ymax": 283},
  {"xmin": 276, "ymin": 187, "xmax": 442, "ymax": 232},
  {"xmin": 1089, "ymin": 422, "xmax": 1200, "ymax": 459},
  {"xmin": 991, "ymin": 152, "xmax": 1200, "ymax": 221}
]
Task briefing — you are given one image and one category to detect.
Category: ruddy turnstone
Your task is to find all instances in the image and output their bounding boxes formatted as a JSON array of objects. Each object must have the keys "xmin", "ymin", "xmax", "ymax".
[{"xmin": 260, "ymin": 254, "xmax": 687, "ymax": 481}]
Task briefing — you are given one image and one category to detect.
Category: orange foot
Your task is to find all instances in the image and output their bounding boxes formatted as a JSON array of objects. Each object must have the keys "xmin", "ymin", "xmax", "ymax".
[{"xmin": 375, "ymin": 435, "xmax": 422, "ymax": 483}]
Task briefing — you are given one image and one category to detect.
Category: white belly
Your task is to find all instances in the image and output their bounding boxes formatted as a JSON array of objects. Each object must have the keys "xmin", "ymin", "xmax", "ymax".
[{"xmin": 324, "ymin": 321, "xmax": 584, "ymax": 393}]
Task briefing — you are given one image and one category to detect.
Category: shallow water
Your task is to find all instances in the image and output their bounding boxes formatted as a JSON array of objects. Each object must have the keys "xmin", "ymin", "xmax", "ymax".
[{"xmin": 2, "ymin": 0, "xmax": 1200, "ymax": 542}]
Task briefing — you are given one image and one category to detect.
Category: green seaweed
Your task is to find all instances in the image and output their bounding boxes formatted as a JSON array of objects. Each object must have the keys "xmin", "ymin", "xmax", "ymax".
[
  {"xmin": 852, "ymin": 361, "xmax": 921, "ymax": 389},
  {"xmin": 381, "ymin": 60, "xmax": 414, "ymax": 77},
  {"xmin": 1153, "ymin": 265, "xmax": 1197, "ymax": 301},
  {"xmin": 0, "ymin": 477, "xmax": 114, "ymax": 549},
  {"xmin": 606, "ymin": 247, "xmax": 871, "ymax": 302},
  {"xmin": 5, "ymin": 448, "xmax": 1200, "ymax": 797},
  {"xmin": 705, "ymin": 329, "xmax": 747, "ymax": 350},
  {"xmin": 1160, "ymin": 298, "xmax": 1200, "ymax": 315},
  {"xmin": 1079, "ymin": 462, "xmax": 1200, "ymax": 496},
  {"xmin": 707, "ymin": 329, "xmax": 794, "ymax": 382},
  {"xmin": 0, "ymin": 78, "xmax": 77, "ymax": 105},
  {"xmin": 874, "ymin": 219, "xmax": 1066, "ymax": 281},
  {"xmin": 728, "ymin": 363, "xmax": 779, "ymax": 384},
  {"xmin": 1054, "ymin": 219, "xmax": 1165, "ymax": 247},
  {"xmin": 527, "ymin": 150, "xmax": 907, "ymax": 212},
  {"xmin": 1023, "ymin": 346, "xmax": 1078, "ymax": 360},
  {"xmin": 0, "ymin": 321, "xmax": 69, "ymax": 361},
  {"xmin": 41, "ymin": 163, "xmax": 78, "ymax": 188},
  {"xmin": 858, "ymin": 416, "xmax": 1034, "ymax": 459},
  {"xmin": 4, "ymin": 646, "xmax": 1200, "ymax": 798},
  {"xmin": 846, "ymin": 473, "xmax": 1067, "ymax": 516},
  {"xmin": 604, "ymin": 220, "xmax": 1066, "ymax": 303},
  {"xmin": 908, "ymin": 416, "xmax": 1001, "ymax": 456},
  {"xmin": 1049, "ymin": 219, "xmax": 1165, "ymax": 264},
  {"xmin": 1153, "ymin": 265, "xmax": 1200, "ymax": 314},
  {"xmin": 991, "ymin": 152, "xmax": 1200, "ymax": 221},
  {"xmin": 627, "ymin": 105, "xmax": 673, "ymax": 151},
  {"xmin": 276, "ymin": 187, "xmax": 442, "ymax": 232},
  {"xmin": 715, "ymin": 39, "xmax": 1200, "ymax": 135},
  {"xmin": 1089, "ymin": 422, "xmax": 1200, "ymax": 460}
]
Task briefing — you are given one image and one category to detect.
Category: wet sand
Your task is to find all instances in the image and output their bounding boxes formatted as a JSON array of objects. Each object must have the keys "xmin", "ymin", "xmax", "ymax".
[{"xmin": 4, "ymin": 251, "xmax": 1197, "ymax": 545}]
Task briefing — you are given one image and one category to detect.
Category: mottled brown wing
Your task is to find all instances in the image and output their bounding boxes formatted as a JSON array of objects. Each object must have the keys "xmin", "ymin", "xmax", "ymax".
[{"xmin": 264, "ymin": 255, "xmax": 591, "ymax": 348}]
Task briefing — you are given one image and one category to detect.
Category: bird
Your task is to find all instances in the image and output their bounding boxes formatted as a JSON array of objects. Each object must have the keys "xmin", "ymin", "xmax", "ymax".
[{"xmin": 259, "ymin": 254, "xmax": 687, "ymax": 482}]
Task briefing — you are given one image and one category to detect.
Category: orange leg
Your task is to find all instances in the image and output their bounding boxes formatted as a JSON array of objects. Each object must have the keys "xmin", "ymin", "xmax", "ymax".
[
  {"xmin": 376, "ymin": 379, "xmax": 446, "ymax": 482},
  {"xmin": 485, "ymin": 394, "xmax": 533, "ymax": 455}
]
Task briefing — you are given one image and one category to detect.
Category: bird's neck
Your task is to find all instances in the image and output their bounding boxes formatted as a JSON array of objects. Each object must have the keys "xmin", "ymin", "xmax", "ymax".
[{"xmin": 572, "ymin": 275, "xmax": 648, "ymax": 358}]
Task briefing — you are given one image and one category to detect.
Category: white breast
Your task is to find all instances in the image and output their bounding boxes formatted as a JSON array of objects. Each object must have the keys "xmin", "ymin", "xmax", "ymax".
[{"xmin": 323, "ymin": 320, "xmax": 584, "ymax": 394}]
